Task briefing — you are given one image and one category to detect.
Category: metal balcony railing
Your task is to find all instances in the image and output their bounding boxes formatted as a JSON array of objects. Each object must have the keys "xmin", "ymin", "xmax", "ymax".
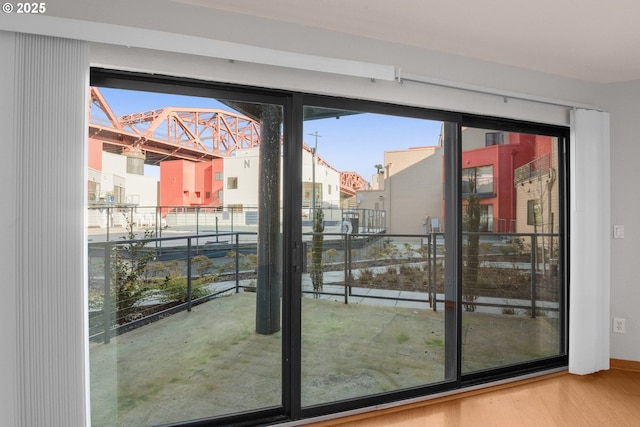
[
  {"xmin": 88, "ymin": 226, "xmax": 561, "ymax": 345},
  {"xmin": 514, "ymin": 153, "xmax": 551, "ymax": 186}
]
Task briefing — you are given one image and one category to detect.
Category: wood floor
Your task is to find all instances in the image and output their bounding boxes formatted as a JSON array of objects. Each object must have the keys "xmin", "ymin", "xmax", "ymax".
[{"xmin": 308, "ymin": 365, "xmax": 640, "ymax": 427}]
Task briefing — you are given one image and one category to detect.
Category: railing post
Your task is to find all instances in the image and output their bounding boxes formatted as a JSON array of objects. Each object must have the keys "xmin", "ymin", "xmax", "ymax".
[
  {"xmin": 196, "ymin": 207, "xmax": 200, "ymax": 255},
  {"xmin": 187, "ymin": 238, "xmax": 193, "ymax": 312},
  {"xmin": 530, "ymin": 234, "xmax": 537, "ymax": 318},
  {"xmin": 154, "ymin": 206, "xmax": 160, "ymax": 253},
  {"xmin": 424, "ymin": 235, "xmax": 429, "ymax": 308},
  {"xmin": 158, "ymin": 206, "xmax": 163, "ymax": 258},
  {"xmin": 231, "ymin": 206, "xmax": 234, "ymax": 233},
  {"xmin": 349, "ymin": 235, "xmax": 352, "ymax": 300},
  {"xmin": 235, "ymin": 234, "xmax": 240, "ymax": 293},
  {"xmin": 432, "ymin": 233, "xmax": 437, "ymax": 312},
  {"xmin": 103, "ymin": 242, "xmax": 112, "ymax": 344},
  {"xmin": 106, "ymin": 206, "xmax": 111, "ymax": 241},
  {"xmin": 344, "ymin": 233, "xmax": 349, "ymax": 304}
]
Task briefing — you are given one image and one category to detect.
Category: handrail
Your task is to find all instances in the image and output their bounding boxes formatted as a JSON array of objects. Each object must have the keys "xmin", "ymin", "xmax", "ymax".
[
  {"xmin": 88, "ymin": 231, "xmax": 256, "ymax": 343},
  {"xmin": 89, "ymin": 229, "xmax": 560, "ymax": 343}
]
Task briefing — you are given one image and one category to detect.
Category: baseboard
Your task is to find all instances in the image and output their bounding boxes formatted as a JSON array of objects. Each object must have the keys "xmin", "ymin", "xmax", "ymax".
[{"xmin": 610, "ymin": 358, "xmax": 640, "ymax": 372}]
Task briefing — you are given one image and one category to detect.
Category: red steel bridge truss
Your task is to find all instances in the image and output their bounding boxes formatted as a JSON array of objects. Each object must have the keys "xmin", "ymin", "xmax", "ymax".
[
  {"xmin": 89, "ymin": 87, "xmax": 260, "ymax": 164},
  {"xmin": 89, "ymin": 87, "xmax": 368, "ymax": 196}
]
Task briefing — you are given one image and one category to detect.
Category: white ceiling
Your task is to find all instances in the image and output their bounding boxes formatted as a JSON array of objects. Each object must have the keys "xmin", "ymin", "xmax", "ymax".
[{"xmin": 173, "ymin": 0, "xmax": 640, "ymax": 84}]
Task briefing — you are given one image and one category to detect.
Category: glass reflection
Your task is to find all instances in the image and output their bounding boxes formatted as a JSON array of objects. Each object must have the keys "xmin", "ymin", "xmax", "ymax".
[
  {"xmin": 300, "ymin": 107, "xmax": 449, "ymax": 406},
  {"xmin": 460, "ymin": 128, "xmax": 563, "ymax": 373},
  {"xmin": 88, "ymin": 87, "xmax": 282, "ymax": 425}
]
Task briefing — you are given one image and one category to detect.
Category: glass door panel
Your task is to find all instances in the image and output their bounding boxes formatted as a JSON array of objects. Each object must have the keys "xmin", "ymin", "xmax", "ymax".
[
  {"xmin": 88, "ymin": 87, "xmax": 283, "ymax": 425},
  {"xmin": 300, "ymin": 105, "xmax": 452, "ymax": 406},
  {"xmin": 460, "ymin": 127, "xmax": 563, "ymax": 373}
]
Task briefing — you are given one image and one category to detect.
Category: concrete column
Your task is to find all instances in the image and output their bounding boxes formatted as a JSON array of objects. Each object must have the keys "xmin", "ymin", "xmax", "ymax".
[{"xmin": 256, "ymin": 104, "xmax": 282, "ymax": 335}]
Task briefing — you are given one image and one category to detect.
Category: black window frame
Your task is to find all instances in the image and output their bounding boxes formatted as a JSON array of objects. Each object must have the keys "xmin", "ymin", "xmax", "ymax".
[
  {"xmin": 89, "ymin": 68, "xmax": 569, "ymax": 426},
  {"xmin": 459, "ymin": 114, "xmax": 569, "ymax": 386}
]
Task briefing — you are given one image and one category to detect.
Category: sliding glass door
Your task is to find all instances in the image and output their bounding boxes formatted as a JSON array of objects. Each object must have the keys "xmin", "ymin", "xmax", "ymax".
[
  {"xmin": 87, "ymin": 70, "xmax": 568, "ymax": 426},
  {"xmin": 88, "ymin": 80, "xmax": 286, "ymax": 425},
  {"xmin": 460, "ymin": 124, "xmax": 566, "ymax": 377},
  {"xmin": 298, "ymin": 100, "xmax": 459, "ymax": 411}
]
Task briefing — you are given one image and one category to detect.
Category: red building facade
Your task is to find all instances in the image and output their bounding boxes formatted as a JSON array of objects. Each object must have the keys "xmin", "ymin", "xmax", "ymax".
[
  {"xmin": 462, "ymin": 132, "xmax": 553, "ymax": 233},
  {"xmin": 159, "ymin": 158, "xmax": 224, "ymax": 214}
]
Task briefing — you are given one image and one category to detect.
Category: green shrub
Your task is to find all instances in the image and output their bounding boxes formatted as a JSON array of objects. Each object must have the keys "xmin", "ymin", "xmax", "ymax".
[
  {"xmin": 111, "ymin": 229, "xmax": 155, "ymax": 323},
  {"xmin": 366, "ymin": 245, "xmax": 385, "ymax": 261},
  {"xmin": 357, "ymin": 268, "xmax": 374, "ymax": 285},
  {"xmin": 157, "ymin": 275, "xmax": 210, "ymax": 304},
  {"xmin": 325, "ymin": 248, "xmax": 339, "ymax": 264},
  {"xmin": 217, "ymin": 251, "xmax": 257, "ymax": 275},
  {"xmin": 88, "ymin": 289, "xmax": 104, "ymax": 311},
  {"xmin": 192, "ymin": 255, "xmax": 214, "ymax": 277},
  {"xmin": 310, "ymin": 206, "xmax": 324, "ymax": 294},
  {"xmin": 502, "ymin": 307, "xmax": 518, "ymax": 315},
  {"xmin": 403, "ymin": 242, "xmax": 415, "ymax": 259}
]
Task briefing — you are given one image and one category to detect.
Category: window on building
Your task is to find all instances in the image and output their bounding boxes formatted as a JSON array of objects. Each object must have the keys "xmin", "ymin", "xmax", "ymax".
[
  {"xmin": 227, "ymin": 204, "xmax": 243, "ymax": 213},
  {"xmin": 462, "ymin": 203, "xmax": 494, "ymax": 232},
  {"xmin": 113, "ymin": 185, "xmax": 125, "ymax": 203},
  {"xmin": 485, "ymin": 131, "xmax": 504, "ymax": 146},
  {"xmin": 527, "ymin": 199, "xmax": 535, "ymax": 225},
  {"xmin": 227, "ymin": 176, "xmax": 238, "ymax": 189},
  {"xmin": 462, "ymin": 165, "xmax": 494, "ymax": 195},
  {"xmin": 302, "ymin": 182, "xmax": 322, "ymax": 208},
  {"xmin": 88, "ymin": 180, "xmax": 99, "ymax": 201},
  {"xmin": 215, "ymin": 172, "xmax": 223, "ymax": 181},
  {"xmin": 479, "ymin": 204, "xmax": 494, "ymax": 232}
]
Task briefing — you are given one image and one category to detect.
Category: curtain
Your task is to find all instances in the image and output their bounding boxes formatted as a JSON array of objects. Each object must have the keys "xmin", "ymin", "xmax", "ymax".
[
  {"xmin": 569, "ymin": 108, "xmax": 611, "ymax": 374},
  {"xmin": 7, "ymin": 33, "xmax": 89, "ymax": 426}
]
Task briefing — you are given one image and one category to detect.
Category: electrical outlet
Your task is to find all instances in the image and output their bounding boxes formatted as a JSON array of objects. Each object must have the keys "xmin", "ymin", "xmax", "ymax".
[
  {"xmin": 613, "ymin": 318, "xmax": 626, "ymax": 334},
  {"xmin": 613, "ymin": 225, "xmax": 624, "ymax": 239}
]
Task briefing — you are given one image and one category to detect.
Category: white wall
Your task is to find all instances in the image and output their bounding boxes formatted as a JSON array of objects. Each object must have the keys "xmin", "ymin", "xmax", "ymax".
[
  {"xmin": 302, "ymin": 148, "xmax": 341, "ymax": 208},
  {"xmin": 223, "ymin": 148, "xmax": 340, "ymax": 210},
  {"xmin": 101, "ymin": 152, "xmax": 158, "ymax": 206},
  {"xmin": 125, "ymin": 174, "xmax": 158, "ymax": 206},
  {"xmin": 223, "ymin": 148, "xmax": 260, "ymax": 208},
  {"xmin": 603, "ymin": 81, "xmax": 640, "ymax": 361}
]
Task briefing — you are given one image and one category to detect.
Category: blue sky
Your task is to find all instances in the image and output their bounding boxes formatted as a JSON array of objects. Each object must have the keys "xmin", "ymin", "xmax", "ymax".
[
  {"xmin": 303, "ymin": 113, "xmax": 441, "ymax": 179},
  {"xmin": 95, "ymin": 87, "xmax": 442, "ymax": 180}
]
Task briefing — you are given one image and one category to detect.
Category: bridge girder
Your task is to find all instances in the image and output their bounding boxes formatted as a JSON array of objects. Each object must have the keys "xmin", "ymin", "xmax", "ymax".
[{"xmin": 90, "ymin": 87, "xmax": 367, "ymax": 195}]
